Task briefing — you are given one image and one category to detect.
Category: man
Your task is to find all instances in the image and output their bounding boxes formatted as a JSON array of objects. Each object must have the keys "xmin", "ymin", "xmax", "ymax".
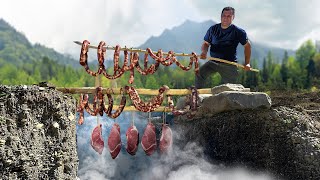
[{"xmin": 195, "ymin": 6, "xmax": 251, "ymax": 88}]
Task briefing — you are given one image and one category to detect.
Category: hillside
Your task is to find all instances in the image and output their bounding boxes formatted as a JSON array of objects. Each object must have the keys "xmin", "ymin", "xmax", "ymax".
[
  {"xmin": 139, "ymin": 20, "xmax": 295, "ymax": 67},
  {"xmin": 0, "ymin": 19, "xmax": 79, "ymax": 67}
]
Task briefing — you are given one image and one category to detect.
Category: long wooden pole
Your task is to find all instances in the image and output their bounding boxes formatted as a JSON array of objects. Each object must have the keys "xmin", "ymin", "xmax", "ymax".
[
  {"xmin": 88, "ymin": 105, "xmax": 171, "ymax": 112},
  {"xmin": 56, "ymin": 87, "xmax": 212, "ymax": 95},
  {"xmin": 206, "ymin": 57, "xmax": 259, "ymax": 72},
  {"xmin": 74, "ymin": 41, "xmax": 192, "ymax": 57},
  {"xmin": 74, "ymin": 41, "xmax": 259, "ymax": 72}
]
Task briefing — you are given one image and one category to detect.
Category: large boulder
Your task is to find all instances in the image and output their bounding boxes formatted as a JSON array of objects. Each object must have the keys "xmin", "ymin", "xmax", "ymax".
[
  {"xmin": 211, "ymin": 83, "xmax": 250, "ymax": 95},
  {"xmin": 175, "ymin": 84, "xmax": 271, "ymax": 119},
  {"xmin": 196, "ymin": 91, "xmax": 272, "ymax": 117}
]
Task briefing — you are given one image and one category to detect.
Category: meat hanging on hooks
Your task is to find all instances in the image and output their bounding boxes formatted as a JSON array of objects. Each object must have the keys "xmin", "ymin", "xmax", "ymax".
[
  {"xmin": 103, "ymin": 87, "xmax": 127, "ymax": 119},
  {"xmin": 99, "ymin": 43, "xmax": 127, "ymax": 80},
  {"xmin": 125, "ymin": 85, "xmax": 170, "ymax": 112},
  {"xmin": 79, "ymin": 40, "xmax": 98, "ymax": 76},
  {"xmin": 76, "ymin": 87, "xmax": 105, "ymax": 125},
  {"xmin": 76, "ymin": 94, "xmax": 86, "ymax": 125},
  {"xmin": 76, "ymin": 85, "xmax": 174, "ymax": 124},
  {"xmin": 166, "ymin": 86, "xmax": 199, "ymax": 118},
  {"xmin": 78, "ymin": 40, "xmax": 199, "ymax": 84}
]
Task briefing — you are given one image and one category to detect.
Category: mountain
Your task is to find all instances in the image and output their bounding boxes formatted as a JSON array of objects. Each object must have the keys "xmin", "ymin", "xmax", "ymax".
[
  {"xmin": 0, "ymin": 19, "xmax": 79, "ymax": 67},
  {"xmin": 139, "ymin": 20, "xmax": 295, "ymax": 67}
]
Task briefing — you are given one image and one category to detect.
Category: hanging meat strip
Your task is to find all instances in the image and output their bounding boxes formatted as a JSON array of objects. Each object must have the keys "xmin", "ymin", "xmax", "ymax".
[
  {"xmin": 126, "ymin": 125, "xmax": 139, "ymax": 155},
  {"xmin": 141, "ymin": 122, "xmax": 157, "ymax": 156},
  {"xmin": 159, "ymin": 123, "xmax": 173, "ymax": 153},
  {"xmin": 91, "ymin": 124, "xmax": 104, "ymax": 155},
  {"xmin": 108, "ymin": 123, "xmax": 122, "ymax": 159}
]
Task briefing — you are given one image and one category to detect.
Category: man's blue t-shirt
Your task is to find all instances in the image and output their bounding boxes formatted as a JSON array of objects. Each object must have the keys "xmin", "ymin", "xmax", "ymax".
[{"xmin": 204, "ymin": 23, "xmax": 248, "ymax": 62}]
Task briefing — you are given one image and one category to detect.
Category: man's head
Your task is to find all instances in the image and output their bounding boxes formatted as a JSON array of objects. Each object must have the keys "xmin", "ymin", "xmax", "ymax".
[{"xmin": 221, "ymin": 7, "xmax": 235, "ymax": 29}]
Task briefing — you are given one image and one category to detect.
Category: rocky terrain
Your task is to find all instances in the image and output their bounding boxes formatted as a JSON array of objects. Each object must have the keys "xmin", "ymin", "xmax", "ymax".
[
  {"xmin": 0, "ymin": 85, "xmax": 319, "ymax": 180},
  {"xmin": 0, "ymin": 85, "xmax": 78, "ymax": 179},
  {"xmin": 177, "ymin": 90, "xmax": 320, "ymax": 180}
]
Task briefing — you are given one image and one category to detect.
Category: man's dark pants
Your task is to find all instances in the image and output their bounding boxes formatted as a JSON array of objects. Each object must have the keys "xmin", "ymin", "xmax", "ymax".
[{"xmin": 195, "ymin": 61, "xmax": 239, "ymax": 89}]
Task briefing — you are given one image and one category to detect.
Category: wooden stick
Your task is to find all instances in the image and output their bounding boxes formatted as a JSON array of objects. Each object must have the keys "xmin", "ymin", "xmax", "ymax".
[
  {"xmin": 74, "ymin": 41, "xmax": 193, "ymax": 57},
  {"xmin": 56, "ymin": 87, "xmax": 212, "ymax": 95},
  {"xmin": 110, "ymin": 105, "xmax": 171, "ymax": 112},
  {"xmin": 206, "ymin": 57, "xmax": 260, "ymax": 72},
  {"xmin": 74, "ymin": 41, "xmax": 259, "ymax": 72}
]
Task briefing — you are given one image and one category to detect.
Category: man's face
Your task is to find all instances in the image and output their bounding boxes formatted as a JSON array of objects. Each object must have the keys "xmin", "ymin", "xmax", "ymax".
[{"xmin": 221, "ymin": 10, "xmax": 234, "ymax": 27}]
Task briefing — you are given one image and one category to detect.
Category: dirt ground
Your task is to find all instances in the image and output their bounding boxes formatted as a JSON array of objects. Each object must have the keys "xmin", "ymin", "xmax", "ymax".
[{"xmin": 270, "ymin": 90, "xmax": 320, "ymax": 122}]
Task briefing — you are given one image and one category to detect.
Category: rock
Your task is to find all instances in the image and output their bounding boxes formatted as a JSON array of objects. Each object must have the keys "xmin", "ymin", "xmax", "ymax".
[
  {"xmin": 68, "ymin": 113, "xmax": 75, "ymax": 121},
  {"xmin": 38, "ymin": 82, "xmax": 56, "ymax": 89},
  {"xmin": 52, "ymin": 122, "xmax": 59, "ymax": 129},
  {"xmin": 211, "ymin": 83, "xmax": 250, "ymax": 95},
  {"xmin": 198, "ymin": 94, "xmax": 212, "ymax": 103},
  {"xmin": 35, "ymin": 123, "xmax": 44, "ymax": 129},
  {"xmin": 177, "ymin": 90, "xmax": 320, "ymax": 180},
  {"xmin": 0, "ymin": 85, "xmax": 78, "ymax": 179},
  {"xmin": 197, "ymin": 91, "xmax": 272, "ymax": 117},
  {"xmin": 176, "ymin": 96, "xmax": 187, "ymax": 110},
  {"xmin": 0, "ymin": 139, "xmax": 5, "ymax": 146}
]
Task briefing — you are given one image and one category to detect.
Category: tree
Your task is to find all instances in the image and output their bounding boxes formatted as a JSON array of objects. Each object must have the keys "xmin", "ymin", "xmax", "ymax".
[
  {"xmin": 262, "ymin": 58, "xmax": 268, "ymax": 83},
  {"xmin": 296, "ymin": 40, "xmax": 316, "ymax": 68},
  {"xmin": 313, "ymin": 53, "xmax": 320, "ymax": 78},
  {"xmin": 145, "ymin": 76, "xmax": 158, "ymax": 89},
  {"xmin": 280, "ymin": 51, "xmax": 289, "ymax": 85}
]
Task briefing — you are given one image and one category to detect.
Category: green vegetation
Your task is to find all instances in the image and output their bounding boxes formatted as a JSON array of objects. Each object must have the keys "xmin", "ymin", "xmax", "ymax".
[
  {"xmin": 1, "ymin": 40, "xmax": 320, "ymax": 93},
  {"xmin": 1, "ymin": 18, "xmax": 318, "ymax": 91}
]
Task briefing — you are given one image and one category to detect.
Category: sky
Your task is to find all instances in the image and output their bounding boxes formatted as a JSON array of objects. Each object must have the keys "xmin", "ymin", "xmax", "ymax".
[{"xmin": 1, "ymin": 0, "xmax": 319, "ymax": 58}]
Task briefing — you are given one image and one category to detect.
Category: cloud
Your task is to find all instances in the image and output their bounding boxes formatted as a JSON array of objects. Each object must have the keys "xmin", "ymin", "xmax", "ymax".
[
  {"xmin": 0, "ymin": 0, "xmax": 203, "ymax": 59},
  {"xmin": 0, "ymin": 0, "xmax": 319, "ymax": 59}
]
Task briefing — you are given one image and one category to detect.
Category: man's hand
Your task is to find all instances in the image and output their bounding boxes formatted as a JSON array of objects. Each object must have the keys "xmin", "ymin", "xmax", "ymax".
[
  {"xmin": 243, "ymin": 63, "xmax": 251, "ymax": 71},
  {"xmin": 200, "ymin": 52, "xmax": 207, "ymax": 59},
  {"xmin": 200, "ymin": 41, "xmax": 209, "ymax": 59}
]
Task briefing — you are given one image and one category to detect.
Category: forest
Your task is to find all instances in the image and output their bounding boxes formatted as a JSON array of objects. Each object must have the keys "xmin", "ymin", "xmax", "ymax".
[{"xmin": 0, "ymin": 40, "xmax": 319, "ymax": 92}]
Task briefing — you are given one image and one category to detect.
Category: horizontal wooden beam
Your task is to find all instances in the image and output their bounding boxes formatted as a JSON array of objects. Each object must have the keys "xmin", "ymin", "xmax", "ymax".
[
  {"xmin": 74, "ymin": 41, "xmax": 195, "ymax": 57},
  {"xmin": 85, "ymin": 105, "xmax": 171, "ymax": 112},
  {"xmin": 114, "ymin": 105, "xmax": 171, "ymax": 112},
  {"xmin": 56, "ymin": 87, "xmax": 212, "ymax": 95}
]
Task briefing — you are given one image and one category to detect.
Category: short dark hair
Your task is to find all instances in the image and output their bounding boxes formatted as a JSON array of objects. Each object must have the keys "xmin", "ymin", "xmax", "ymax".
[{"xmin": 221, "ymin": 7, "xmax": 235, "ymax": 16}]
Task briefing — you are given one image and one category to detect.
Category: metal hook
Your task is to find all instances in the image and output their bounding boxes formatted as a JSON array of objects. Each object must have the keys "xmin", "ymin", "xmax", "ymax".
[
  {"xmin": 162, "ymin": 107, "xmax": 167, "ymax": 124},
  {"xmin": 148, "ymin": 112, "xmax": 151, "ymax": 123}
]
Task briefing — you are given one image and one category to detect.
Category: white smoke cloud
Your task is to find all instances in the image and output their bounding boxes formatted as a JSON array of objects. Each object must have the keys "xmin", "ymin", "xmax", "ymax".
[{"xmin": 76, "ymin": 112, "xmax": 276, "ymax": 180}]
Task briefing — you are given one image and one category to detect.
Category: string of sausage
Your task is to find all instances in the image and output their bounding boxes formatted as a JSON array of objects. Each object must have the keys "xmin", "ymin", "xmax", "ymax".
[
  {"xmin": 124, "ymin": 85, "xmax": 169, "ymax": 112},
  {"xmin": 167, "ymin": 86, "xmax": 199, "ymax": 118},
  {"xmin": 79, "ymin": 40, "xmax": 199, "ymax": 84},
  {"xmin": 76, "ymin": 87, "xmax": 127, "ymax": 124},
  {"xmin": 76, "ymin": 85, "xmax": 198, "ymax": 124},
  {"xmin": 103, "ymin": 88, "xmax": 126, "ymax": 119}
]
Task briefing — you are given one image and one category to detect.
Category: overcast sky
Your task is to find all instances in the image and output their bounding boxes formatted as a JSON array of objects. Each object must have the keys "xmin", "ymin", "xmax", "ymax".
[{"xmin": 1, "ymin": 0, "xmax": 319, "ymax": 58}]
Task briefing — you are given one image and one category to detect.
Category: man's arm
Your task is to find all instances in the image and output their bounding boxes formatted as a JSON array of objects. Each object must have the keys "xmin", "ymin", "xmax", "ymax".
[
  {"xmin": 200, "ymin": 41, "xmax": 210, "ymax": 59},
  {"xmin": 243, "ymin": 40, "xmax": 251, "ymax": 71}
]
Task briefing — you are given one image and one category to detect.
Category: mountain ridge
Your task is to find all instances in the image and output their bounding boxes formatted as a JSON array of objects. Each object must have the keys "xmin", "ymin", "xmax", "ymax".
[{"xmin": 0, "ymin": 18, "xmax": 79, "ymax": 67}]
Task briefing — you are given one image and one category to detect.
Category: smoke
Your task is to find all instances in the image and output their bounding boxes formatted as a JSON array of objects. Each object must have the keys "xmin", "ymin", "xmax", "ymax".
[{"xmin": 77, "ymin": 112, "xmax": 275, "ymax": 180}]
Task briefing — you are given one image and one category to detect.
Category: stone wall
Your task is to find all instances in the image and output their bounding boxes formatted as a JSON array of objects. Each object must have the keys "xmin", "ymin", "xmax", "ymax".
[{"xmin": 0, "ymin": 85, "xmax": 78, "ymax": 179}]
